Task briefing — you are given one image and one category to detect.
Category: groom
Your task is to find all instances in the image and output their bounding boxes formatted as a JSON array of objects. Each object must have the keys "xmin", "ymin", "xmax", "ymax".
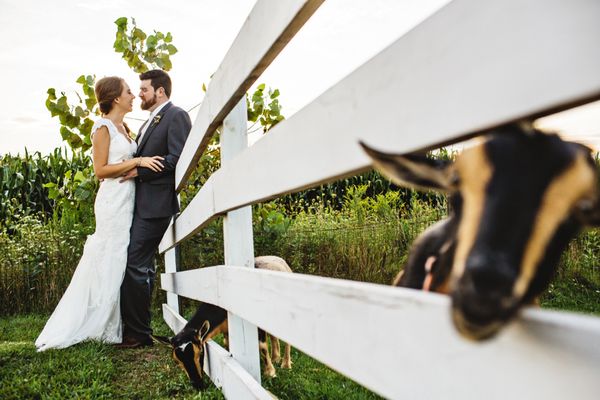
[{"xmin": 117, "ymin": 69, "xmax": 192, "ymax": 348}]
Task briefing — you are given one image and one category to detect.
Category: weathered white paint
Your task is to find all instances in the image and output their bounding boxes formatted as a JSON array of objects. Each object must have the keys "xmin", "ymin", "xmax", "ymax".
[
  {"xmin": 203, "ymin": 341, "xmax": 275, "ymax": 400},
  {"xmin": 162, "ymin": 303, "xmax": 187, "ymax": 334},
  {"xmin": 159, "ymin": 176, "xmax": 216, "ymax": 253},
  {"xmin": 160, "ymin": 0, "xmax": 600, "ymax": 253},
  {"xmin": 161, "ymin": 266, "xmax": 600, "ymax": 400},
  {"xmin": 221, "ymin": 98, "xmax": 262, "ymax": 383},
  {"xmin": 175, "ymin": 0, "xmax": 324, "ymax": 192},
  {"xmin": 164, "ymin": 247, "xmax": 180, "ymax": 314}
]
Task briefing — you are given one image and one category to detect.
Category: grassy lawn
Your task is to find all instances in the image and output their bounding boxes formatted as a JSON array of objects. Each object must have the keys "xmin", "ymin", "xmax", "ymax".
[
  {"xmin": 0, "ymin": 314, "xmax": 381, "ymax": 399},
  {"xmin": 1, "ymin": 281, "xmax": 598, "ymax": 399}
]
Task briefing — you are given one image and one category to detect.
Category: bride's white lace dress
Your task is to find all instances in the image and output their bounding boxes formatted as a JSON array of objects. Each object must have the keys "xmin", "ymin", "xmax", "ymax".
[{"xmin": 36, "ymin": 118, "xmax": 137, "ymax": 351}]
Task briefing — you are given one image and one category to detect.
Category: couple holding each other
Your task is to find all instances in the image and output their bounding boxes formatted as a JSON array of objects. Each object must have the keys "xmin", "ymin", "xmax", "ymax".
[{"xmin": 35, "ymin": 70, "xmax": 192, "ymax": 351}]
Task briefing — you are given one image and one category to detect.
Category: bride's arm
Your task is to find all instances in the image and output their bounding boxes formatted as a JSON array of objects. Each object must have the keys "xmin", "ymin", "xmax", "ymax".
[{"xmin": 92, "ymin": 126, "xmax": 164, "ymax": 179}]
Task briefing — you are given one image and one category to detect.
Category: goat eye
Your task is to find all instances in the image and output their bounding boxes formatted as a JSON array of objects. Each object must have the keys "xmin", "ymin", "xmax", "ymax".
[
  {"xmin": 450, "ymin": 172, "xmax": 460, "ymax": 186},
  {"xmin": 577, "ymin": 199, "xmax": 594, "ymax": 213}
]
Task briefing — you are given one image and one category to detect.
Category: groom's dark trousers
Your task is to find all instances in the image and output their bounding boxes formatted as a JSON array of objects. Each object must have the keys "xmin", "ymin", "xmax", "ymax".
[{"xmin": 121, "ymin": 101, "xmax": 191, "ymax": 341}]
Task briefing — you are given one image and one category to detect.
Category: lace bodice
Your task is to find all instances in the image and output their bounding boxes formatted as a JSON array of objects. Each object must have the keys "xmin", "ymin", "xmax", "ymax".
[{"xmin": 91, "ymin": 118, "xmax": 137, "ymax": 164}]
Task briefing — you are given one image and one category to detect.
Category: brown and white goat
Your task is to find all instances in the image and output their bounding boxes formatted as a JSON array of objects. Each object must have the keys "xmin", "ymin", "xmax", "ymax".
[
  {"xmin": 158, "ymin": 256, "xmax": 293, "ymax": 389},
  {"xmin": 361, "ymin": 124, "xmax": 600, "ymax": 340}
]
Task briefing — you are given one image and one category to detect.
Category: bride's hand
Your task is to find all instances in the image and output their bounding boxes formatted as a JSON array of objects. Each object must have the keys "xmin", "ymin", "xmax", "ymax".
[{"xmin": 138, "ymin": 156, "xmax": 164, "ymax": 172}]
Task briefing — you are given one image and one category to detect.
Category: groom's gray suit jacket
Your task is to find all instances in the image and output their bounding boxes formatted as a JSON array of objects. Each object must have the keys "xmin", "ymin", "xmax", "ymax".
[{"xmin": 134, "ymin": 102, "xmax": 192, "ymax": 219}]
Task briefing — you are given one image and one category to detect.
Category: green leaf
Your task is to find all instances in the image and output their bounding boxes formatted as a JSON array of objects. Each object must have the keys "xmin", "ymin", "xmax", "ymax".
[
  {"xmin": 74, "ymin": 170, "xmax": 85, "ymax": 183},
  {"xmin": 132, "ymin": 27, "xmax": 146, "ymax": 41},
  {"xmin": 74, "ymin": 186, "xmax": 92, "ymax": 201},
  {"xmin": 64, "ymin": 114, "xmax": 80, "ymax": 129},
  {"xmin": 114, "ymin": 17, "xmax": 128, "ymax": 28},
  {"xmin": 68, "ymin": 134, "xmax": 83, "ymax": 148},
  {"xmin": 165, "ymin": 32, "xmax": 173, "ymax": 43},
  {"xmin": 146, "ymin": 35, "xmax": 157, "ymax": 49},
  {"xmin": 166, "ymin": 44, "xmax": 177, "ymax": 55},
  {"xmin": 270, "ymin": 89, "xmax": 280, "ymax": 99},
  {"xmin": 60, "ymin": 126, "xmax": 74, "ymax": 141},
  {"xmin": 76, "ymin": 75, "xmax": 86, "ymax": 85},
  {"xmin": 257, "ymin": 83, "xmax": 265, "ymax": 91},
  {"xmin": 46, "ymin": 100, "xmax": 58, "ymax": 117},
  {"xmin": 135, "ymin": 61, "xmax": 148, "ymax": 73},
  {"xmin": 85, "ymin": 98, "xmax": 97, "ymax": 111},
  {"xmin": 161, "ymin": 55, "xmax": 172, "ymax": 71},
  {"xmin": 46, "ymin": 186, "xmax": 59, "ymax": 200},
  {"xmin": 56, "ymin": 96, "xmax": 69, "ymax": 113},
  {"xmin": 114, "ymin": 37, "xmax": 125, "ymax": 52},
  {"xmin": 252, "ymin": 89, "xmax": 263, "ymax": 102}
]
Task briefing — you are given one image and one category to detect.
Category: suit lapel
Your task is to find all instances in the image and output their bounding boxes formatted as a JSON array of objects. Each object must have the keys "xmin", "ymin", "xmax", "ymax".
[{"xmin": 137, "ymin": 102, "xmax": 173, "ymax": 153}]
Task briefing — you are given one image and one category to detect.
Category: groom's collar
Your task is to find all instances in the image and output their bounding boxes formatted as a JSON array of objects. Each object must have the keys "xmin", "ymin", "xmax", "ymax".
[{"xmin": 149, "ymin": 100, "xmax": 172, "ymax": 119}]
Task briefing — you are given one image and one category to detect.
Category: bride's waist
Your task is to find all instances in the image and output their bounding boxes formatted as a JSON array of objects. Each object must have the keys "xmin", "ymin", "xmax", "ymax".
[{"xmin": 98, "ymin": 178, "xmax": 135, "ymax": 189}]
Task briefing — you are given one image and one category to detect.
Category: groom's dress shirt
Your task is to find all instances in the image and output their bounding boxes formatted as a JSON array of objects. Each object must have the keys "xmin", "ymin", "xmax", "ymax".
[{"xmin": 138, "ymin": 100, "xmax": 171, "ymax": 143}]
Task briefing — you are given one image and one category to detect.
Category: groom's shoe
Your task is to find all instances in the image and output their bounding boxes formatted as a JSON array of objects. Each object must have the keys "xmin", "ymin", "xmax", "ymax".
[{"xmin": 113, "ymin": 335, "xmax": 154, "ymax": 349}]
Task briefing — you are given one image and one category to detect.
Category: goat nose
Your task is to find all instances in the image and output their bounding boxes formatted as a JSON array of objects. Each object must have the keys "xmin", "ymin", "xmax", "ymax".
[{"xmin": 464, "ymin": 253, "xmax": 514, "ymax": 293}]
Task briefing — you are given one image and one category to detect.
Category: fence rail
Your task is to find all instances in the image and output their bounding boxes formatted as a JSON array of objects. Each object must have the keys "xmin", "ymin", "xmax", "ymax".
[
  {"xmin": 175, "ymin": 0, "xmax": 324, "ymax": 192},
  {"xmin": 160, "ymin": 0, "xmax": 600, "ymax": 398},
  {"xmin": 161, "ymin": 266, "xmax": 600, "ymax": 399},
  {"xmin": 160, "ymin": 0, "xmax": 600, "ymax": 253}
]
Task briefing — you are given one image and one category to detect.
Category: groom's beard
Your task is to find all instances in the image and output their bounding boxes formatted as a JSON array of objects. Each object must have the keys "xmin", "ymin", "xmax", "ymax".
[{"xmin": 141, "ymin": 94, "xmax": 157, "ymax": 111}]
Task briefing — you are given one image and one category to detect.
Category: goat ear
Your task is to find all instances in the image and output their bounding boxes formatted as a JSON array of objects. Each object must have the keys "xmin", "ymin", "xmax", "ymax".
[
  {"xmin": 151, "ymin": 334, "xmax": 173, "ymax": 347},
  {"xmin": 359, "ymin": 141, "xmax": 456, "ymax": 192},
  {"xmin": 198, "ymin": 320, "xmax": 211, "ymax": 341}
]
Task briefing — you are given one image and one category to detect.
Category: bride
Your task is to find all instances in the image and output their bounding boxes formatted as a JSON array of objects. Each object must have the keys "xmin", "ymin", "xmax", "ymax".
[{"xmin": 35, "ymin": 76, "xmax": 164, "ymax": 351}]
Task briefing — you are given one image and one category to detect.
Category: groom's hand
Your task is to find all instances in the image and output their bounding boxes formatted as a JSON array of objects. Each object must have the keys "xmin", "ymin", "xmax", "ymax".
[{"xmin": 120, "ymin": 168, "xmax": 138, "ymax": 183}]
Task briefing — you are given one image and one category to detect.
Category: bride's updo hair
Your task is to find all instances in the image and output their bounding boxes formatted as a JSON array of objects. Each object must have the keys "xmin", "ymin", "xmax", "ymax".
[{"xmin": 95, "ymin": 76, "xmax": 124, "ymax": 115}]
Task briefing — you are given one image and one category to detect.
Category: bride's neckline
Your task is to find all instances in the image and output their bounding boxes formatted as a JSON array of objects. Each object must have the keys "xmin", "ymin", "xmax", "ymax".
[{"xmin": 104, "ymin": 118, "xmax": 134, "ymax": 144}]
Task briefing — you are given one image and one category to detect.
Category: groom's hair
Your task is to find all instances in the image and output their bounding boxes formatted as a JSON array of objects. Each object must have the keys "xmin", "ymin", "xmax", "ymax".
[{"xmin": 139, "ymin": 69, "xmax": 172, "ymax": 98}]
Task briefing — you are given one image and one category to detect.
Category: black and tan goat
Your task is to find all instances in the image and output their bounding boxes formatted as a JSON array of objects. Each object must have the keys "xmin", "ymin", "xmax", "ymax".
[
  {"xmin": 158, "ymin": 256, "xmax": 293, "ymax": 389},
  {"xmin": 361, "ymin": 124, "xmax": 600, "ymax": 340}
]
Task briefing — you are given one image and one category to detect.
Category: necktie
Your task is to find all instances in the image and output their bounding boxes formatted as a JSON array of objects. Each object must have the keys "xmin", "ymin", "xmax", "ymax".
[{"xmin": 137, "ymin": 119, "xmax": 150, "ymax": 144}]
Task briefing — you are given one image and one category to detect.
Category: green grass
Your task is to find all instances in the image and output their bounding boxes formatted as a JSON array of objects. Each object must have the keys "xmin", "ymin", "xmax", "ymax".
[
  {"xmin": 540, "ymin": 274, "xmax": 600, "ymax": 315},
  {"xmin": 0, "ymin": 315, "xmax": 218, "ymax": 399},
  {"xmin": 0, "ymin": 314, "xmax": 381, "ymax": 400}
]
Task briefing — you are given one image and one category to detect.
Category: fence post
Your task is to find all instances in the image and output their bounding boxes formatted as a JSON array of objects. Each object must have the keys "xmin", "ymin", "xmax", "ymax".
[
  {"xmin": 221, "ymin": 98, "xmax": 262, "ymax": 383},
  {"xmin": 164, "ymin": 246, "xmax": 180, "ymax": 314}
]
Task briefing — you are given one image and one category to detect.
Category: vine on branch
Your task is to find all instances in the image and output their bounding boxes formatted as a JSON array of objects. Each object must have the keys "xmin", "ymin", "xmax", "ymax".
[
  {"xmin": 45, "ymin": 75, "xmax": 97, "ymax": 153},
  {"xmin": 113, "ymin": 17, "xmax": 177, "ymax": 73},
  {"xmin": 247, "ymin": 83, "xmax": 284, "ymax": 133}
]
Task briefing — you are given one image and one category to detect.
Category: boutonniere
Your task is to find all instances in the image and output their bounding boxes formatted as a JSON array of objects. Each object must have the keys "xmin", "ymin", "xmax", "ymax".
[{"xmin": 152, "ymin": 114, "xmax": 162, "ymax": 125}]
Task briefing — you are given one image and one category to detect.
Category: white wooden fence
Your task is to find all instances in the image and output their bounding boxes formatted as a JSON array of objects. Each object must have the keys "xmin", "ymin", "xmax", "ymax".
[{"xmin": 159, "ymin": 1, "xmax": 600, "ymax": 398}]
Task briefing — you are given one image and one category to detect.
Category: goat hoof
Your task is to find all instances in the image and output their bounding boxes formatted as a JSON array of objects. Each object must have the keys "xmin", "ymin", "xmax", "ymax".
[
  {"xmin": 281, "ymin": 360, "xmax": 292, "ymax": 369},
  {"xmin": 272, "ymin": 356, "xmax": 281, "ymax": 364},
  {"xmin": 263, "ymin": 367, "xmax": 277, "ymax": 378}
]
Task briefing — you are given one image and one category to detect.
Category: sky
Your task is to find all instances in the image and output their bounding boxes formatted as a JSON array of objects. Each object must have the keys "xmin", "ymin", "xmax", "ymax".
[{"xmin": 1, "ymin": 0, "xmax": 599, "ymax": 156}]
